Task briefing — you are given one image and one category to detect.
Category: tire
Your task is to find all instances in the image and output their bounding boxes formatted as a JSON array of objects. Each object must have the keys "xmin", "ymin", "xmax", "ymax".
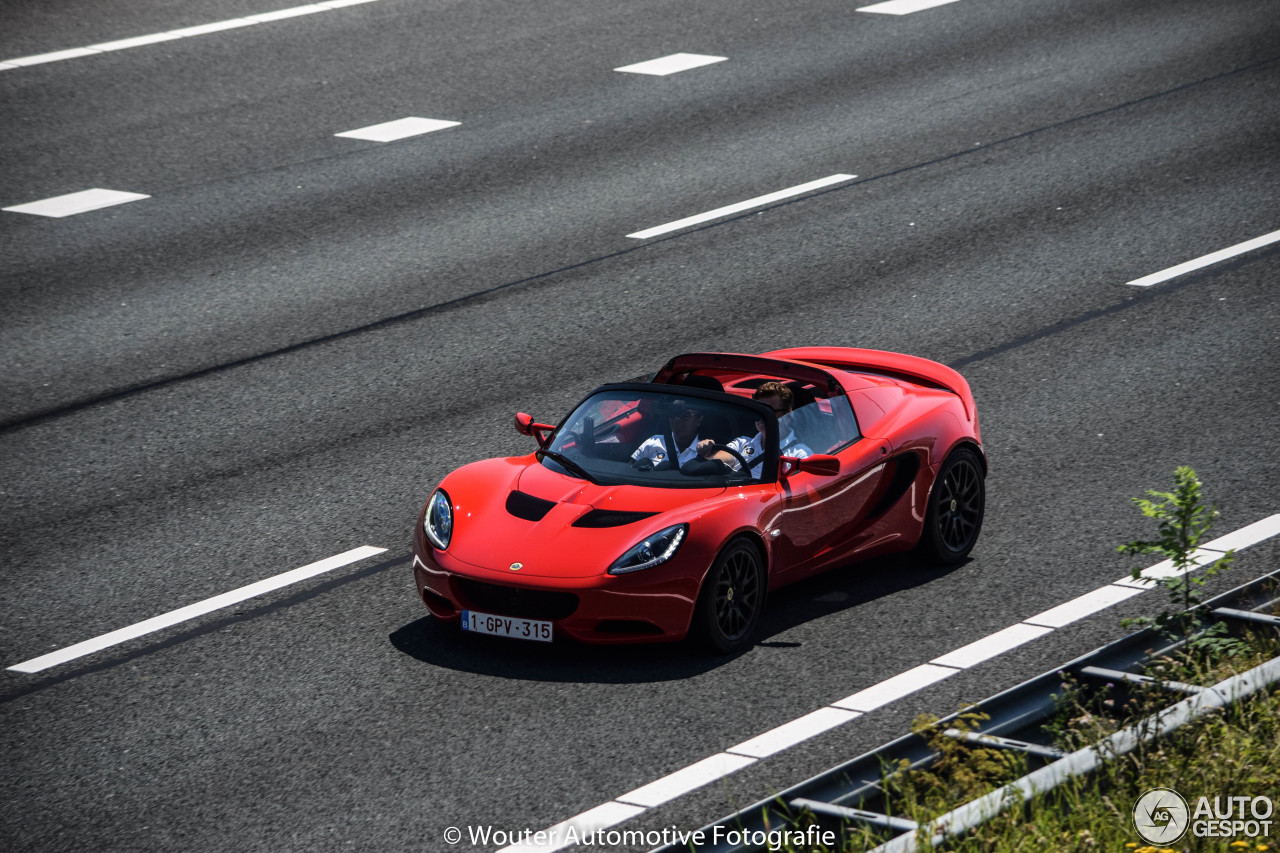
[
  {"xmin": 694, "ymin": 538, "xmax": 766, "ymax": 654},
  {"xmin": 919, "ymin": 446, "xmax": 985, "ymax": 564}
]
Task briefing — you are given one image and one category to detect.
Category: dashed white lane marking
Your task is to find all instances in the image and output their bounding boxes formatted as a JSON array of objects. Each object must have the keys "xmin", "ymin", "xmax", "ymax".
[
  {"xmin": 335, "ymin": 117, "xmax": 461, "ymax": 142},
  {"xmin": 614, "ymin": 53, "xmax": 728, "ymax": 76},
  {"xmin": 726, "ymin": 707, "xmax": 862, "ymax": 759},
  {"xmin": 1202, "ymin": 514, "xmax": 1280, "ymax": 551},
  {"xmin": 857, "ymin": 0, "xmax": 963, "ymax": 15},
  {"xmin": 3, "ymin": 188, "xmax": 150, "ymax": 218},
  {"xmin": 7, "ymin": 546, "xmax": 387, "ymax": 674},
  {"xmin": 931, "ymin": 623, "xmax": 1054, "ymax": 669},
  {"xmin": 1112, "ymin": 548, "xmax": 1226, "ymax": 588},
  {"xmin": 501, "ymin": 802, "xmax": 646, "ymax": 853},
  {"xmin": 167, "ymin": 20, "xmax": 260, "ymax": 38},
  {"xmin": 1127, "ymin": 229, "xmax": 1280, "ymax": 286},
  {"xmin": 1023, "ymin": 584, "xmax": 1144, "ymax": 629},
  {"xmin": 626, "ymin": 174, "xmax": 857, "ymax": 240},
  {"xmin": 831, "ymin": 662, "xmax": 959, "ymax": 712},
  {"xmin": 0, "ymin": 0, "xmax": 381, "ymax": 69},
  {"xmin": 245, "ymin": 3, "xmax": 332, "ymax": 22},
  {"xmin": 89, "ymin": 32, "xmax": 185, "ymax": 52},
  {"xmin": 2, "ymin": 48, "xmax": 101, "ymax": 67},
  {"xmin": 617, "ymin": 753, "xmax": 758, "ymax": 808},
  {"xmin": 503, "ymin": 513, "xmax": 1279, "ymax": 853}
]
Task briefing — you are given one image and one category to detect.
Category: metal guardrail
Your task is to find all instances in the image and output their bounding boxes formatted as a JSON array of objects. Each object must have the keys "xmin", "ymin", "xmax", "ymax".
[{"xmin": 651, "ymin": 570, "xmax": 1280, "ymax": 853}]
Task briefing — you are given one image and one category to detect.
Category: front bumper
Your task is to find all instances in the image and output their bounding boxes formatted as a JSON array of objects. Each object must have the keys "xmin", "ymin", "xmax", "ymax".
[{"xmin": 411, "ymin": 531, "xmax": 704, "ymax": 644}]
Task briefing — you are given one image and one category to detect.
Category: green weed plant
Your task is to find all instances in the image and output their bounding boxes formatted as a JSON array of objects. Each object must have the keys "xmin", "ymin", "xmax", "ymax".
[
  {"xmin": 763, "ymin": 470, "xmax": 1278, "ymax": 853},
  {"xmin": 1117, "ymin": 467, "xmax": 1241, "ymax": 656}
]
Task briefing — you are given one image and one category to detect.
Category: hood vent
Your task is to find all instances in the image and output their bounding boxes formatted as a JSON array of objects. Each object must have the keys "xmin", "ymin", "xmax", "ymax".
[
  {"xmin": 572, "ymin": 509, "xmax": 658, "ymax": 528},
  {"xmin": 505, "ymin": 490, "xmax": 556, "ymax": 522}
]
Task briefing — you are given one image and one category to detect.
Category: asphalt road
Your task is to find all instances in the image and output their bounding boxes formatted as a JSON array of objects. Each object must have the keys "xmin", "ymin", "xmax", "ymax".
[{"xmin": 2, "ymin": 0, "xmax": 1277, "ymax": 851}]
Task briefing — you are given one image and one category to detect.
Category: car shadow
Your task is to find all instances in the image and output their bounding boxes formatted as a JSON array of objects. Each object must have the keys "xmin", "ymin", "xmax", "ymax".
[
  {"xmin": 387, "ymin": 551, "xmax": 967, "ymax": 684},
  {"xmin": 754, "ymin": 552, "xmax": 969, "ymax": 645},
  {"xmin": 389, "ymin": 616, "xmax": 723, "ymax": 682}
]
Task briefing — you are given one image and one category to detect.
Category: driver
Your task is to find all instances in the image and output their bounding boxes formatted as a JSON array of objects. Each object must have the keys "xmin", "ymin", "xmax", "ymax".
[
  {"xmin": 631, "ymin": 399, "xmax": 705, "ymax": 470},
  {"xmin": 697, "ymin": 382, "xmax": 812, "ymax": 477}
]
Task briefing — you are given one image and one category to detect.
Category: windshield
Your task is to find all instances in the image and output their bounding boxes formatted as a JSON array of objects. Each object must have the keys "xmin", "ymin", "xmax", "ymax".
[{"xmin": 540, "ymin": 386, "xmax": 777, "ymax": 487}]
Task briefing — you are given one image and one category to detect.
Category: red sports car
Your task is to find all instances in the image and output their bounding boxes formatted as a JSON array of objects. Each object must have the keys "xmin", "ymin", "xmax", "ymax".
[{"xmin": 412, "ymin": 348, "xmax": 985, "ymax": 652}]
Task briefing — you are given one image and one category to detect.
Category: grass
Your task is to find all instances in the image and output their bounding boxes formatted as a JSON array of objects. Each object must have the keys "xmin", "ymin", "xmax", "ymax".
[
  {"xmin": 769, "ymin": 470, "xmax": 1279, "ymax": 853},
  {"xmin": 912, "ymin": 632, "xmax": 1280, "ymax": 853},
  {"xmin": 776, "ymin": 629, "xmax": 1280, "ymax": 853}
]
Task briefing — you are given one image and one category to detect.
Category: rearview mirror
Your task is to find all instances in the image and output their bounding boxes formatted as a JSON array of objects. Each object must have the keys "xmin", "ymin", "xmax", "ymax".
[
  {"xmin": 782, "ymin": 454, "xmax": 840, "ymax": 477},
  {"xmin": 514, "ymin": 412, "xmax": 555, "ymax": 447}
]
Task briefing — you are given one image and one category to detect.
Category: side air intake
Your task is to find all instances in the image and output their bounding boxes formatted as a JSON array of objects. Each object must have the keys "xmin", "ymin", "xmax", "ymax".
[
  {"xmin": 572, "ymin": 509, "xmax": 658, "ymax": 528},
  {"xmin": 505, "ymin": 491, "xmax": 556, "ymax": 522}
]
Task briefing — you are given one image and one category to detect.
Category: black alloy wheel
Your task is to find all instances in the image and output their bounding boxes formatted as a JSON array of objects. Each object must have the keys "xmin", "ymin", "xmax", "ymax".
[
  {"xmin": 696, "ymin": 538, "xmax": 766, "ymax": 653},
  {"xmin": 920, "ymin": 446, "xmax": 985, "ymax": 564}
]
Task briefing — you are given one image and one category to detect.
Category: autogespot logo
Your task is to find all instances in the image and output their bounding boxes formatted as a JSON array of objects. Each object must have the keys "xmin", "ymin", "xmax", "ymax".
[{"xmin": 1134, "ymin": 787, "xmax": 1191, "ymax": 845}]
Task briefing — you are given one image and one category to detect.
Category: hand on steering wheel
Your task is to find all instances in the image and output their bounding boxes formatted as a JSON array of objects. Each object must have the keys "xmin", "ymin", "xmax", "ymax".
[{"xmin": 708, "ymin": 443, "xmax": 752, "ymax": 474}]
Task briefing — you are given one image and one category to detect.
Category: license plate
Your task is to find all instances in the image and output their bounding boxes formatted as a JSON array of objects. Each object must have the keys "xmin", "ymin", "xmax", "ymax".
[{"xmin": 461, "ymin": 610, "xmax": 553, "ymax": 643}]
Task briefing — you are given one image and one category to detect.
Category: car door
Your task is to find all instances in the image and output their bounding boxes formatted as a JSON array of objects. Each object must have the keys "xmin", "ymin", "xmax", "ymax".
[{"xmin": 771, "ymin": 396, "xmax": 890, "ymax": 578}]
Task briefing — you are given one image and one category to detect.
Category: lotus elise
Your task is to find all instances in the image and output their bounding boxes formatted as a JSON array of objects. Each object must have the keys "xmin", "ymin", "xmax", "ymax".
[{"xmin": 412, "ymin": 348, "xmax": 985, "ymax": 652}]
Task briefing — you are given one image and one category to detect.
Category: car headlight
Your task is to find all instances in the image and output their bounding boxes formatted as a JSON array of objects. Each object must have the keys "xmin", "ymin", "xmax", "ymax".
[
  {"xmin": 608, "ymin": 524, "xmax": 688, "ymax": 575},
  {"xmin": 423, "ymin": 489, "xmax": 454, "ymax": 550}
]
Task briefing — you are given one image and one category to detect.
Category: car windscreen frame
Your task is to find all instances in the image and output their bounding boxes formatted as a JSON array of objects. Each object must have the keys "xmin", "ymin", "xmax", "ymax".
[{"xmin": 540, "ymin": 383, "xmax": 782, "ymax": 488}]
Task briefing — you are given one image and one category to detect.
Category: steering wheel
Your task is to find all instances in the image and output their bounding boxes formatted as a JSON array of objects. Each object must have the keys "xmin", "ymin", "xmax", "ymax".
[{"xmin": 708, "ymin": 443, "xmax": 753, "ymax": 474}]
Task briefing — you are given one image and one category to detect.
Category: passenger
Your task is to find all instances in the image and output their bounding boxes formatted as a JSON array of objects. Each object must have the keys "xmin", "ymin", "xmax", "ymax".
[
  {"xmin": 697, "ymin": 381, "xmax": 812, "ymax": 477},
  {"xmin": 631, "ymin": 399, "xmax": 706, "ymax": 470}
]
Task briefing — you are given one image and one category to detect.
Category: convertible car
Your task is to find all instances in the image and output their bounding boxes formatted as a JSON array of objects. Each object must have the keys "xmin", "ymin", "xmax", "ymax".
[{"xmin": 412, "ymin": 348, "xmax": 985, "ymax": 652}]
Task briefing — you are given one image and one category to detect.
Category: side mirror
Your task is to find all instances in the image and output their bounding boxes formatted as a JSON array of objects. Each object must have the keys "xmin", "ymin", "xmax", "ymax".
[
  {"xmin": 781, "ymin": 454, "xmax": 840, "ymax": 477},
  {"xmin": 514, "ymin": 412, "xmax": 555, "ymax": 447}
]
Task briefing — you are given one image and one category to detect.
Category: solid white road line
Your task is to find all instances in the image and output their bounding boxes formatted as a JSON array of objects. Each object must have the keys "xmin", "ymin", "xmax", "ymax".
[
  {"xmin": 1127, "ymin": 229, "xmax": 1280, "ymax": 286},
  {"xmin": 335, "ymin": 117, "xmax": 461, "ymax": 142},
  {"xmin": 3, "ymin": 188, "xmax": 150, "ymax": 218},
  {"xmin": 0, "ymin": 0, "xmax": 382, "ymax": 69},
  {"xmin": 614, "ymin": 53, "xmax": 727, "ymax": 76},
  {"xmin": 857, "ymin": 0, "xmax": 963, "ymax": 15},
  {"xmin": 511, "ymin": 513, "xmax": 1279, "ymax": 852},
  {"xmin": 7, "ymin": 546, "xmax": 387, "ymax": 674},
  {"xmin": 627, "ymin": 174, "xmax": 857, "ymax": 240}
]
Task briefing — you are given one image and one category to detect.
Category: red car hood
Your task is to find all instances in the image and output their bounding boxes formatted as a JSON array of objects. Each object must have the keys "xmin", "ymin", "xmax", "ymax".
[{"xmin": 441, "ymin": 456, "xmax": 725, "ymax": 579}]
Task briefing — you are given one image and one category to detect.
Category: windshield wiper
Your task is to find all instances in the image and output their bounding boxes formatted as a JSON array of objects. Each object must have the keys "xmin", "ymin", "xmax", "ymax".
[{"xmin": 538, "ymin": 449, "xmax": 599, "ymax": 484}]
